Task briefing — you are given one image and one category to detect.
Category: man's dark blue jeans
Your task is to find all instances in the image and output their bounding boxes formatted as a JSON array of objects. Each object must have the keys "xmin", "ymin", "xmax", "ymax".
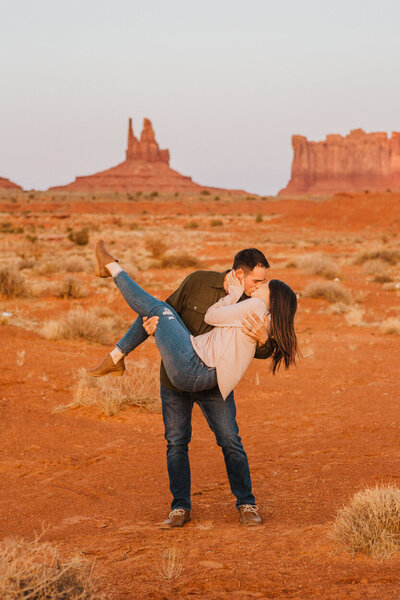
[{"xmin": 161, "ymin": 384, "xmax": 256, "ymax": 510}]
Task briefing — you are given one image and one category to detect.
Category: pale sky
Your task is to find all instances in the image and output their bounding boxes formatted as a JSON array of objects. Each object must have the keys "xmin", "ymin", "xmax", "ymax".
[{"xmin": 0, "ymin": 0, "xmax": 399, "ymax": 194}]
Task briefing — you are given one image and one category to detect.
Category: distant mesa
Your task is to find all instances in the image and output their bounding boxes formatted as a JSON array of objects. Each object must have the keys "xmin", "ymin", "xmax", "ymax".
[
  {"xmin": 0, "ymin": 176, "xmax": 22, "ymax": 190},
  {"xmin": 49, "ymin": 118, "xmax": 207, "ymax": 193},
  {"xmin": 279, "ymin": 128, "xmax": 400, "ymax": 196}
]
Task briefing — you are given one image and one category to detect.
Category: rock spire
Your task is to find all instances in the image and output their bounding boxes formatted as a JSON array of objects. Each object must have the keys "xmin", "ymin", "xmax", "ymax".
[{"xmin": 125, "ymin": 118, "xmax": 169, "ymax": 164}]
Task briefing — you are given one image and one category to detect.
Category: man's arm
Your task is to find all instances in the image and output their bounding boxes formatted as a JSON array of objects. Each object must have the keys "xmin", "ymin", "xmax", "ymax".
[{"xmin": 254, "ymin": 337, "xmax": 275, "ymax": 359}]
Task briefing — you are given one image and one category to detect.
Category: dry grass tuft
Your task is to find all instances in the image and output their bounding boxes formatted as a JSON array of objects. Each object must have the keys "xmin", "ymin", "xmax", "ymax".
[
  {"xmin": 0, "ymin": 267, "xmax": 29, "ymax": 298},
  {"xmin": 380, "ymin": 318, "xmax": 400, "ymax": 335},
  {"xmin": 56, "ymin": 361, "xmax": 160, "ymax": 415},
  {"xmin": 303, "ymin": 281, "xmax": 352, "ymax": 304},
  {"xmin": 160, "ymin": 253, "xmax": 200, "ymax": 269},
  {"xmin": 65, "ymin": 256, "xmax": 88, "ymax": 272},
  {"xmin": 331, "ymin": 484, "xmax": 400, "ymax": 559},
  {"xmin": 354, "ymin": 248, "xmax": 400, "ymax": 266},
  {"xmin": 52, "ymin": 277, "xmax": 88, "ymax": 299},
  {"xmin": 363, "ymin": 259, "xmax": 393, "ymax": 283},
  {"xmin": 145, "ymin": 237, "xmax": 168, "ymax": 259},
  {"xmin": 344, "ymin": 307, "xmax": 365, "ymax": 327},
  {"xmin": 292, "ymin": 253, "xmax": 340, "ymax": 280},
  {"xmin": 0, "ymin": 533, "xmax": 104, "ymax": 599},
  {"xmin": 41, "ymin": 307, "xmax": 127, "ymax": 345},
  {"xmin": 159, "ymin": 547, "xmax": 184, "ymax": 580}
]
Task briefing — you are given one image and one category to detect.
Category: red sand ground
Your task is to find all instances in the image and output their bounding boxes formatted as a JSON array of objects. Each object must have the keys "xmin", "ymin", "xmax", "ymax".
[{"xmin": 1, "ymin": 191, "xmax": 400, "ymax": 599}]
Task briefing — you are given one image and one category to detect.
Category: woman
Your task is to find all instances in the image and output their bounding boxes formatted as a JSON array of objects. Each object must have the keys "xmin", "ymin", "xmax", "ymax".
[{"xmin": 87, "ymin": 240, "xmax": 299, "ymax": 399}]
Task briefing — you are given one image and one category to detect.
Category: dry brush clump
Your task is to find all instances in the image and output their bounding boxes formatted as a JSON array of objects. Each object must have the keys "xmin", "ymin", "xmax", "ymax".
[
  {"xmin": 380, "ymin": 318, "xmax": 400, "ymax": 335},
  {"xmin": 51, "ymin": 277, "xmax": 88, "ymax": 299},
  {"xmin": 159, "ymin": 547, "xmax": 184, "ymax": 581},
  {"xmin": 41, "ymin": 307, "xmax": 128, "ymax": 345},
  {"xmin": 303, "ymin": 280, "xmax": 352, "ymax": 304},
  {"xmin": 56, "ymin": 361, "xmax": 160, "ymax": 416},
  {"xmin": 0, "ymin": 267, "xmax": 29, "ymax": 299},
  {"xmin": 160, "ymin": 252, "xmax": 200, "ymax": 269},
  {"xmin": 354, "ymin": 248, "xmax": 400, "ymax": 266},
  {"xmin": 0, "ymin": 534, "xmax": 104, "ymax": 599},
  {"xmin": 331, "ymin": 484, "xmax": 400, "ymax": 559},
  {"xmin": 288, "ymin": 253, "xmax": 341, "ymax": 280},
  {"xmin": 363, "ymin": 259, "xmax": 393, "ymax": 283},
  {"xmin": 145, "ymin": 236, "xmax": 169, "ymax": 259}
]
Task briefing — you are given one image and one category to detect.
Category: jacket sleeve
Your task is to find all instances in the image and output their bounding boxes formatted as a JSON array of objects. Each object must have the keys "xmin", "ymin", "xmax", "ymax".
[
  {"xmin": 254, "ymin": 337, "xmax": 275, "ymax": 360},
  {"xmin": 204, "ymin": 287, "xmax": 259, "ymax": 326}
]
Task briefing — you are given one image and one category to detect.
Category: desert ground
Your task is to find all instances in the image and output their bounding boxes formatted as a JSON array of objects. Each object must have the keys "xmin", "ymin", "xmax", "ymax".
[{"xmin": 1, "ymin": 188, "xmax": 400, "ymax": 599}]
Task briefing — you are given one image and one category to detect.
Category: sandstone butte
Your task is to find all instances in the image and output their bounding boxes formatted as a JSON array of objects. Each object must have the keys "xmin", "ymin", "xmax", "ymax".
[
  {"xmin": 49, "ymin": 118, "xmax": 213, "ymax": 193},
  {"xmin": 279, "ymin": 128, "xmax": 400, "ymax": 196},
  {"xmin": 0, "ymin": 176, "xmax": 22, "ymax": 190}
]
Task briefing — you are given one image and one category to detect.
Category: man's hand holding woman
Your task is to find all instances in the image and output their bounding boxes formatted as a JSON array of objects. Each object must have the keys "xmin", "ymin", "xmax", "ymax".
[{"xmin": 143, "ymin": 315, "xmax": 159, "ymax": 336}]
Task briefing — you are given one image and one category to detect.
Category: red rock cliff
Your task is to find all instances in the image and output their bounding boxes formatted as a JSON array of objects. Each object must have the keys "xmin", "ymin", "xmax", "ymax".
[
  {"xmin": 279, "ymin": 129, "xmax": 400, "ymax": 195},
  {"xmin": 0, "ymin": 176, "xmax": 22, "ymax": 190}
]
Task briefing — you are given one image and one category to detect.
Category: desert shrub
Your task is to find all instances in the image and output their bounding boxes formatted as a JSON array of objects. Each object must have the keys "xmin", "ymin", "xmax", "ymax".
[
  {"xmin": 145, "ymin": 236, "xmax": 168, "ymax": 258},
  {"xmin": 382, "ymin": 282, "xmax": 400, "ymax": 291},
  {"xmin": 303, "ymin": 280, "xmax": 352, "ymax": 304},
  {"xmin": 380, "ymin": 318, "xmax": 400, "ymax": 335},
  {"xmin": 210, "ymin": 219, "xmax": 223, "ymax": 227},
  {"xmin": 363, "ymin": 259, "xmax": 393, "ymax": 283},
  {"xmin": 52, "ymin": 277, "xmax": 88, "ymax": 299},
  {"xmin": 184, "ymin": 220, "xmax": 199, "ymax": 229},
  {"xmin": 328, "ymin": 302, "xmax": 352, "ymax": 315},
  {"xmin": 160, "ymin": 253, "xmax": 200, "ymax": 269},
  {"xmin": 41, "ymin": 307, "xmax": 127, "ymax": 345},
  {"xmin": 17, "ymin": 257, "xmax": 35, "ymax": 270},
  {"xmin": 35, "ymin": 260, "xmax": 60, "ymax": 276},
  {"xmin": 68, "ymin": 228, "xmax": 89, "ymax": 246},
  {"xmin": 354, "ymin": 248, "xmax": 400, "ymax": 266},
  {"xmin": 255, "ymin": 213, "xmax": 263, "ymax": 223},
  {"xmin": 65, "ymin": 256, "xmax": 88, "ymax": 272},
  {"xmin": 344, "ymin": 307, "xmax": 365, "ymax": 327},
  {"xmin": 149, "ymin": 190, "xmax": 159, "ymax": 197},
  {"xmin": 57, "ymin": 362, "xmax": 160, "ymax": 415},
  {"xmin": 0, "ymin": 222, "xmax": 23, "ymax": 234},
  {"xmin": 201, "ymin": 190, "xmax": 210, "ymax": 196},
  {"xmin": 331, "ymin": 484, "xmax": 400, "ymax": 558},
  {"xmin": 0, "ymin": 534, "xmax": 103, "ymax": 599},
  {"xmin": 294, "ymin": 253, "xmax": 340, "ymax": 280},
  {"xmin": 159, "ymin": 547, "xmax": 184, "ymax": 580},
  {"xmin": 0, "ymin": 267, "xmax": 29, "ymax": 298}
]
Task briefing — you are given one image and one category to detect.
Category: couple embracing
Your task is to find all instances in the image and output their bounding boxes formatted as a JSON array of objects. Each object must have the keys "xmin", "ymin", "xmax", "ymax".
[{"xmin": 87, "ymin": 242, "xmax": 299, "ymax": 529}]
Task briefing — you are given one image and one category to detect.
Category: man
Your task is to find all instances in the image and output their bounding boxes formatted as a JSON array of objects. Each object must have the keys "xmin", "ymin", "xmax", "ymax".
[
  {"xmin": 144, "ymin": 248, "xmax": 273, "ymax": 528},
  {"xmin": 89, "ymin": 247, "xmax": 273, "ymax": 527}
]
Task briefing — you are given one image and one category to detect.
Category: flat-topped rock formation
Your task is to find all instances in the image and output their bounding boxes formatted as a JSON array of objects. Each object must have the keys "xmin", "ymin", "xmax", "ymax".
[
  {"xmin": 279, "ymin": 129, "xmax": 400, "ymax": 195},
  {"xmin": 50, "ymin": 118, "xmax": 205, "ymax": 193},
  {"xmin": 0, "ymin": 176, "xmax": 22, "ymax": 190}
]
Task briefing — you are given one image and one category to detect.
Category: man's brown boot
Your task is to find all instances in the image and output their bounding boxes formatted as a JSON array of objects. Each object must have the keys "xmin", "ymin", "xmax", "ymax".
[
  {"xmin": 86, "ymin": 354, "xmax": 125, "ymax": 378},
  {"xmin": 160, "ymin": 509, "xmax": 191, "ymax": 529},
  {"xmin": 94, "ymin": 239, "xmax": 118, "ymax": 278},
  {"xmin": 239, "ymin": 504, "xmax": 262, "ymax": 526}
]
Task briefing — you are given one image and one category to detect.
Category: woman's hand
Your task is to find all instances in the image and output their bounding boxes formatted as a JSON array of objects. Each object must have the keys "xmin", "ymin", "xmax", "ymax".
[
  {"xmin": 241, "ymin": 312, "xmax": 270, "ymax": 346},
  {"xmin": 226, "ymin": 269, "xmax": 245, "ymax": 291},
  {"xmin": 143, "ymin": 316, "xmax": 159, "ymax": 336}
]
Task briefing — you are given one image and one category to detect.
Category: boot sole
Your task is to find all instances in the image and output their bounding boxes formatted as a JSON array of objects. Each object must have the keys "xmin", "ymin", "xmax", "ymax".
[
  {"xmin": 160, "ymin": 519, "xmax": 191, "ymax": 530},
  {"xmin": 86, "ymin": 370, "xmax": 125, "ymax": 378}
]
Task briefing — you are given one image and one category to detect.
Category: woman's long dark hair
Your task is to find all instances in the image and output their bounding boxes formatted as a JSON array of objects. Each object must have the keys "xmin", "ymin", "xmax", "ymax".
[{"xmin": 268, "ymin": 279, "xmax": 299, "ymax": 374}]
